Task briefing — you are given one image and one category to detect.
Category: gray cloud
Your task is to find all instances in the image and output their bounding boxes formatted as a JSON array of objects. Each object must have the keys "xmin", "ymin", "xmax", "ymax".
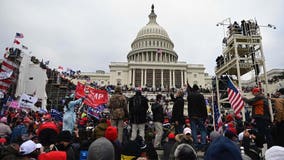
[{"xmin": 0, "ymin": 0, "xmax": 283, "ymax": 75}]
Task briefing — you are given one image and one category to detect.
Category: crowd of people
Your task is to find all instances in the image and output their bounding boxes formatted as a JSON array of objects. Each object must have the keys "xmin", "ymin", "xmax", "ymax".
[{"xmin": 0, "ymin": 84, "xmax": 284, "ymax": 160}]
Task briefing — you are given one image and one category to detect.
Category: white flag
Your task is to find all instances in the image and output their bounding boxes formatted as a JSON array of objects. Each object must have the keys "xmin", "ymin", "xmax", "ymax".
[{"xmin": 19, "ymin": 93, "xmax": 38, "ymax": 109}]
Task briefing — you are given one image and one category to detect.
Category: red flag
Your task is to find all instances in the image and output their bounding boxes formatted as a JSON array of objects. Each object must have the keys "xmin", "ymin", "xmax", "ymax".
[
  {"xmin": 13, "ymin": 39, "xmax": 20, "ymax": 45},
  {"xmin": 75, "ymin": 82, "xmax": 108, "ymax": 108},
  {"xmin": 75, "ymin": 82, "xmax": 85, "ymax": 98}
]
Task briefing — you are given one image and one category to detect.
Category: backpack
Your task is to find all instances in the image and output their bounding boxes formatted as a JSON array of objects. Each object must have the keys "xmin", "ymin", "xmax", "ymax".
[
  {"xmin": 132, "ymin": 96, "xmax": 144, "ymax": 114},
  {"xmin": 112, "ymin": 107, "xmax": 125, "ymax": 119}
]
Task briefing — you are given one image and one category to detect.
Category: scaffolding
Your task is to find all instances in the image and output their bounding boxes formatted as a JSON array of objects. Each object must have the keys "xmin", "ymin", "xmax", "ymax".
[{"xmin": 215, "ymin": 19, "xmax": 273, "ymax": 121}]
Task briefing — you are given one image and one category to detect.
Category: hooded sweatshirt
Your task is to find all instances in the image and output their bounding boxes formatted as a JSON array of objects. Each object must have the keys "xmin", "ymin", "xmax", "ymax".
[{"xmin": 87, "ymin": 137, "xmax": 114, "ymax": 160}]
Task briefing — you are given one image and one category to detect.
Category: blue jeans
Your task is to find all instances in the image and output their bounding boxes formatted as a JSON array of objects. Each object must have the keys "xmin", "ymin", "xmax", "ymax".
[{"xmin": 190, "ymin": 118, "xmax": 207, "ymax": 146}]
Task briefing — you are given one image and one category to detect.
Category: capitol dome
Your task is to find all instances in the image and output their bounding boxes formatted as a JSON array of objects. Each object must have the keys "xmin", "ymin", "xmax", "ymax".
[{"xmin": 127, "ymin": 5, "xmax": 178, "ymax": 63}]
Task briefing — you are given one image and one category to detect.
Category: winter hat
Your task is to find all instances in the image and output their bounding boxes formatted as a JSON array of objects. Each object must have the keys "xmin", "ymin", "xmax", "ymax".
[
  {"xmin": 19, "ymin": 140, "xmax": 42, "ymax": 155},
  {"xmin": 252, "ymin": 87, "xmax": 260, "ymax": 94},
  {"xmin": 185, "ymin": 118, "xmax": 190, "ymax": 124},
  {"xmin": 224, "ymin": 128, "xmax": 238, "ymax": 140},
  {"xmin": 88, "ymin": 137, "xmax": 114, "ymax": 160},
  {"xmin": 168, "ymin": 133, "xmax": 175, "ymax": 139},
  {"xmin": 43, "ymin": 114, "xmax": 51, "ymax": 120},
  {"xmin": 265, "ymin": 146, "xmax": 284, "ymax": 160},
  {"xmin": 174, "ymin": 143, "xmax": 197, "ymax": 160},
  {"xmin": 183, "ymin": 127, "xmax": 192, "ymax": 135},
  {"xmin": 23, "ymin": 117, "xmax": 32, "ymax": 124},
  {"xmin": 94, "ymin": 122, "xmax": 108, "ymax": 139},
  {"xmin": 209, "ymin": 131, "xmax": 221, "ymax": 142},
  {"xmin": 38, "ymin": 151, "xmax": 67, "ymax": 160},
  {"xmin": 0, "ymin": 117, "xmax": 7, "ymax": 123},
  {"xmin": 114, "ymin": 86, "xmax": 122, "ymax": 93},
  {"xmin": 105, "ymin": 126, "xmax": 118, "ymax": 142},
  {"xmin": 0, "ymin": 137, "xmax": 7, "ymax": 144},
  {"xmin": 226, "ymin": 114, "xmax": 234, "ymax": 122},
  {"xmin": 278, "ymin": 88, "xmax": 284, "ymax": 95},
  {"xmin": 57, "ymin": 130, "xmax": 72, "ymax": 142},
  {"xmin": 204, "ymin": 136, "xmax": 241, "ymax": 160}
]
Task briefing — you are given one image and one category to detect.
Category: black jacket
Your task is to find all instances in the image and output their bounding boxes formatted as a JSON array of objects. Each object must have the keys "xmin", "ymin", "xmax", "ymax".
[
  {"xmin": 151, "ymin": 102, "xmax": 164, "ymax": 123},
  {"xmin": 187, "ymin": 91, "xmax": 207, "ymax": 119},
  {"xmin": 171, "ymin": 95, "xmax": 184, "ymax": 124},
  {"xmin": 129, "ymin": 93, "xmax": 149, "ymax": 124}
]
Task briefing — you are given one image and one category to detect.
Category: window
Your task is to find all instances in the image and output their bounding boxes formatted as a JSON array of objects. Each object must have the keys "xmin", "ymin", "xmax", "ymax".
[
  {"xmin": 194, "ymin": 74, "xmax": 197, "ymax": 78},
  {"xmin": 117, "ymin": 72, "xmax": 121, "ymax": 76}
]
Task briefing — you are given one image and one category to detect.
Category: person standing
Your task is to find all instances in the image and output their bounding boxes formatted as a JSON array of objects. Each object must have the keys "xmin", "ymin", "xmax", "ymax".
[
  {"xmin": 270, "ymin": 88, "xmax": 284, "ymax": 147},
  {"xmin": 187, "ymin": 84, "xmax": 208, "ymax": 150},
  {"xmin": 171, "ymin": 89, "xmax": 185, "ymax": 134},
  {"xmin": 109, "ymin": 86, "xmax": 128, "ymax": 143},
  {"xmin": 151, "ymin": 94, "xmax": 164, "ymax": 148},
  {"xmin": 243, "ymin": 87, "xmax": 272, "ymax": 148},
  {"xmin": 0, "ymin": 117, "xmax": 12, "ymax": 141},
  {"xmin": 129, "ymin": 90, "xmax": 149, "ymax": 141}
]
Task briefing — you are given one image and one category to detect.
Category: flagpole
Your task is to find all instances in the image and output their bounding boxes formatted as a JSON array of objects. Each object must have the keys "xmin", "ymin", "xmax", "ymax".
[{"xmin": 212, "ymin": 90, "xmax": 216, "ymax": 131}]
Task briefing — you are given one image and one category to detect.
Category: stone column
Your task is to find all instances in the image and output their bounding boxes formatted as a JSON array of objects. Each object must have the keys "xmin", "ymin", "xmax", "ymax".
[
  {"xmin": 128, "ymin": 69, "xmax": 132, "ymax": 86},
  {"xmin": 181, "ymin": 70, "xmax": 184, "ymax": 88},
  {"xmin": 155, "ymin": 52, "xmax": 158, "ymax": 62},
  {"xmin": 184, "ymin": 70, "xmax": 187, "ymax": 85},
  {"xmin": 169, "ymin": 69, "xmax": 172, "ymax": 88},
  {"xmin": 161, "ymin": 69, "xmax": 164, "ymax": 89},
  {"xmin": 132, "ymin": 69, "xmax": 135, "ymax": 88},
  {"xmin": 173, "ymin": 70, "xmax": 175, "ymax": 88},
  {"xmin": 146, "ymin": 52, "xmax": 149, "ymax": 61},
  {"xmin": 153, "ymin": 69, "xmax": 155, "ymax": 89},
  {"xmin": 144, "ymin": 69, "xmax": 147, "ymax": 87},
  {"xmin": 141, "ymin": 69, "xmax": 144, "ymax": 87}
]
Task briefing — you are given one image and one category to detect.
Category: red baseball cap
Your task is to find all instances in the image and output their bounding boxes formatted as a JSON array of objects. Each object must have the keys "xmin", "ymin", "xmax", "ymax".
[{"xmin": 252, "ymin": 87, "xmax": 260, "ymax": 94}]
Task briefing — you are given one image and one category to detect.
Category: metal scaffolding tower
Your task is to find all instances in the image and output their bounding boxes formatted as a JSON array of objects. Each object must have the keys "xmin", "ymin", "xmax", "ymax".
[{"xmin": 215, "ymin": 18, "xmax": 275, "ymax": 121}]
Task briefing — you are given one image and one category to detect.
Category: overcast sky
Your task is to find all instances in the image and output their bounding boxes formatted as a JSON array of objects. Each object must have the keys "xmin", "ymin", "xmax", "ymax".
[{"xmin": 0, "ymin": 0, "xmax": 283, "ymax": 77}]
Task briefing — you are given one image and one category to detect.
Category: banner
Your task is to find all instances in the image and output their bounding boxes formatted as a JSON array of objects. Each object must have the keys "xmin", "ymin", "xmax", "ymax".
[
  {"xmin": 8, "ymin": 100, "xmax": 20, "ymax": 109},
  {"xmin": 75, "ymin": 82, "xmax": 108, "ymax": 108},
  {"xmin": 51, "ymin": 109, "xmax": 63, "ymax": 121},
  {"xmin": 19, "ymin": 93, "xmax": 38, "ymax": 109},
  {"xmin": 87, "ymin": 105, "xmax": 106, "ymax": 120},
  {"xmin": 0, "ymin": 71, "xmax": 13, "ymax": 80}
]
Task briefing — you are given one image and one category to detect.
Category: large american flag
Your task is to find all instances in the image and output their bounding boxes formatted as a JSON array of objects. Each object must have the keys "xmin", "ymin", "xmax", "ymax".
[{"xmin": 227, "ymin": 77, "xmax": 244, "ymax": 115}]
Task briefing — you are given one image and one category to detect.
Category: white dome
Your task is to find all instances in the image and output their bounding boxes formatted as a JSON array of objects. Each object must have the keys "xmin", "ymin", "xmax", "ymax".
[
  {"xmin": 136, "ymin": 23, "xmax": 170, "ymax": 39},
  {"xmin": 134, "ymin": 5, "xmax": 171, "ymax": 42},
  {"xmin": 127, "ymin": 5, "xmax": 178, "ymax": 63}
]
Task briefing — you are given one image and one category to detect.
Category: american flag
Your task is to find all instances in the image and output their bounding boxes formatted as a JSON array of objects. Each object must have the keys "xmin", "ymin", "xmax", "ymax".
[
  {"xmin": 227, "ymin": 77, "xmax": 244, "ymax": 115},
  {"xmin": 15, "ymin": 33, "xmax": 24, "ymax": 38},
  {"xmin": 213, "ymin": 101, "xmax": 222, "ymax": 130},
  {"xmin": 157, "ymin": 48, "xmax": 162, "ymax": 56}
]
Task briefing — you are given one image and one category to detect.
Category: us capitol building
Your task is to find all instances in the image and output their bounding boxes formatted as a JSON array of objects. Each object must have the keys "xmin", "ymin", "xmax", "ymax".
[{"xmin": 79, "ymin": 5, "xmax": 212, "ymax": 90}]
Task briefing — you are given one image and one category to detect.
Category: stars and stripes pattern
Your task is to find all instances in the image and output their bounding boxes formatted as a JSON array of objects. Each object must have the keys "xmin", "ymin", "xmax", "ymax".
[
  {"xmin": 227, "ymin": 77, "xmax": 244, "ymax": 115},
  {"xmin": 15, "ymin": 33, "xmax": 24, "ymax": 38},
  {"xmin": 213, "ymin": 101, "xmax": 222, "ymax": 130}
]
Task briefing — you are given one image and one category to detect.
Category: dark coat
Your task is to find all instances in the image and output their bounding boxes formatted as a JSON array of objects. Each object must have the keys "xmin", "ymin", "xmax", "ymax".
[
  {"xmin": 129, "ymin": 93, "xmax": 149, "ymax": 124},
  {"xmin": 65, "ymin": 143, "xmax": 77, "ymax": 160},
  {"xmin": 187, "ymin": 91, "xmax": 207, "ymax": 119},
  {"xmin": 163, "ymin": 139, "xmax": 176, "ymax": 160},
  {"xmin": 151, "ymin": 102, "xmax": 164, "ymax": 123},
  {"xmin": 171, "ymin": 95, "xmax": 184, "ymax": 124}
]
